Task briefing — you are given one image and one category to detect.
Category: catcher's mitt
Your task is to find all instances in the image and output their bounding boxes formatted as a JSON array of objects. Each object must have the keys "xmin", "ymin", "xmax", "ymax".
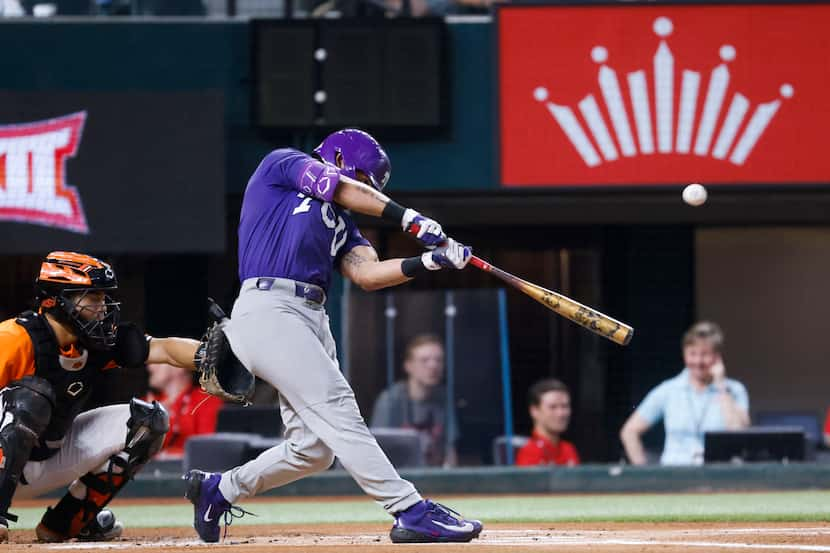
[{"xmin": 194, "ymin": 298, "xmax": 254, "ymax": 405}]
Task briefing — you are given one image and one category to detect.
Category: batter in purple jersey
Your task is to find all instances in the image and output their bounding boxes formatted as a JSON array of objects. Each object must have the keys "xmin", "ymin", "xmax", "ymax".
[
  {"xmin": 237, "ymin": 148, "xmax": 370, "ymax": 291},
  {"xmin": 185, "ymin": 129, "xmax": 483, "ymax": 544}
]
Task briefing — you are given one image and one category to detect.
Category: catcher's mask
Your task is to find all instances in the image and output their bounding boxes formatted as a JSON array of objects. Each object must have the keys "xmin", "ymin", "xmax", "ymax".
[{"xmin": 35, "ymin": 251, "xmax": 121, "ymax": 350}]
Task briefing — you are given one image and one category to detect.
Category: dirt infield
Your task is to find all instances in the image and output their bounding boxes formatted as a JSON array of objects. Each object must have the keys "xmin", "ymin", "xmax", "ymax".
[{"xmin": 6, "ymin": 522, "xmax": 830, "ymax": 552}]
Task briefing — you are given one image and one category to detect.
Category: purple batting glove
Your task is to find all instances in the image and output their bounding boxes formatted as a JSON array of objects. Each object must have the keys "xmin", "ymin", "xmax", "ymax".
[
  {"xmin": 401, "ymin": 208, "xmax": 446, "ymax": 248},
  {"xmin": 422, "ymin": 238, "xmax": 472, "ymax": 270}
]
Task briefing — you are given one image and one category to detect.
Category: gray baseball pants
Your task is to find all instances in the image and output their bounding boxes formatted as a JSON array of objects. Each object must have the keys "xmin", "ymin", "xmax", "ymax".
[
  {"xmin": 4, "ymin": 403, "xmax": 131, "ymax": 500},
  {"xmin": 219, "ymin": 278, "xmax": 422, "ymax": 514}
]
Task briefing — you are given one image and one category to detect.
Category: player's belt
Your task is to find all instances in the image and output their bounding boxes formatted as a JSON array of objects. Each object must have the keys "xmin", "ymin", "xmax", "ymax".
[{"xmin": 253, "ymin": 277, "xmax": 326, "ymax": 305}]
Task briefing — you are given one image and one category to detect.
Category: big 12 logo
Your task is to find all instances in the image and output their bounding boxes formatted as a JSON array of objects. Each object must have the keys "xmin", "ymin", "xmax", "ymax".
[{"xmin": 0, "ymin": 112, "xmax": 89, "ymax": 234}]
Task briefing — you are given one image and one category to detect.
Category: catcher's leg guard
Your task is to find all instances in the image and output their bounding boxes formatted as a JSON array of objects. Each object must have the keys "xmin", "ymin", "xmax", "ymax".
[
  {"xmin": 0, "ymin": 377, "xmax": 55, "ymax": 525},
  {"xmin": 38, "ymin": 398, "xmax": 168, "ymax": 540}
]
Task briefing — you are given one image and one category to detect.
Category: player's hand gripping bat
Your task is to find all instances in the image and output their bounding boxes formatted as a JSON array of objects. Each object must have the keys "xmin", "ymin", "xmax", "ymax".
[{"xmin": 406, "ymin": 224, "xmax": 634, "ymax": 346}]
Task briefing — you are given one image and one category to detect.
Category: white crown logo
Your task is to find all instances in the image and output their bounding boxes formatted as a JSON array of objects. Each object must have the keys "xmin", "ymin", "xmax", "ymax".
[{"xmin": 534, "ymin": 17, "xmax": 793, "ymax": 168}]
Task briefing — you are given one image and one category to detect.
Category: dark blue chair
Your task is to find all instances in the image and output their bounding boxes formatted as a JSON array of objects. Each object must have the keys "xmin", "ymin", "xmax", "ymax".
[{"xmin": 754, "ymin": 411, "xmax": 822, "ymax": 460}]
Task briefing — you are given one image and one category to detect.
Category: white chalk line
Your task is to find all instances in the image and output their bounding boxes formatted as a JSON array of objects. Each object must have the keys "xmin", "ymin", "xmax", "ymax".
[
  {"xmin": 42, "ymin": 527, "xmax": 830, "ymax": 550},
  {"xmin": 595, "ymin": 540, "xmax": 830, "ymax": 551},
  {"xmin": 483, "ymin": 528, "xmax": 830, "ymax": 536},
  {"xmin": 43, "ymin": 540, "xmax": 830, "ymax": 551}
]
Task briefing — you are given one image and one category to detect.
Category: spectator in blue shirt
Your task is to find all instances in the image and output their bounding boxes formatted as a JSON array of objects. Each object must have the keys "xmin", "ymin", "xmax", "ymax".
[{"xmin": 620, "ymin": 321, "xmax": 750, "ymax": 465}]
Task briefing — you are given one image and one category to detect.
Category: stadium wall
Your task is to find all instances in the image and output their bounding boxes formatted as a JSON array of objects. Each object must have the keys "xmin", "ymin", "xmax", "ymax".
[
  {"xmin": 0, "ymin": 19, "xmax": 494, "ymax": 193},
  {"xmin": 112, "ymin": 464, "xmax": 830, "ymax": 497}
]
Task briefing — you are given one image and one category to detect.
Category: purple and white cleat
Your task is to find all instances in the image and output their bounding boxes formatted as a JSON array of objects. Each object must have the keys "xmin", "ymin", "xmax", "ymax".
[
  {"xmin": 390, "ymin": 500, "xmax": 483, "ymax": 543},
  {"xmin": 184, "ymin": 470, "xmax": 246, "ymax": 543}
]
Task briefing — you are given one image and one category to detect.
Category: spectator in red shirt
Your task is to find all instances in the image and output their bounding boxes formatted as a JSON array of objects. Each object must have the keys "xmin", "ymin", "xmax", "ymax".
[
  {"xmin": 516, "ymin": 379, "xmax": 580, "ymax": 466},
  {"xmin": 145, "ymin": 362, "xmax": 224, "ymax": 458},
  {"xmin": 824, "ymin": 408, "xmax": 830, "ymax": 448}
]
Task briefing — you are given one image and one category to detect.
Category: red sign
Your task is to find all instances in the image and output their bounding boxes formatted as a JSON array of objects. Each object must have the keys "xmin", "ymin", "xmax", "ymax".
[
  {"xmin": 498, "ymin": 4, "xmax": 830, "ymax": 187},
  {"xmin": 0, "ymin": 112, "xmax": 88, "ymax": 233}
]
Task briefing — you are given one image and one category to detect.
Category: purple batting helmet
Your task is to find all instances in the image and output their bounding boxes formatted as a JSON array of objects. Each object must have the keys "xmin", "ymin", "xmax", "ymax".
[{"xmin": 313, "ymin": 129, "xmax": 391, "ymax": 191}]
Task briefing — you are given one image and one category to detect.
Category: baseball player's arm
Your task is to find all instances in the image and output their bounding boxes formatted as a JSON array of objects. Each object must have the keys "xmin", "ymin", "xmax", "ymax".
[
  {"xmin": 333, "ymin": 175, "xmax": 395, "ymax": 216},
  {"xmin": 0, "ymin": 326, "xmax": 36, "ymax": 389},
  {"xmin": 341, "ymin": 240, "xmax": 472, "ymax": 291},
  {"xmin": 295, "ymin": 155, "xmax": 441, "ymax": 245},
  {"xmin": 333, "ymin": 176, "xmax": 445, "ymax": 247},
  {"xmin": 147, "ymin": 337, "xmax": 200, "ymax": 370},
  {"xmin": 340, "ymin": 245, "xmax": 412, "ymax": 291}
]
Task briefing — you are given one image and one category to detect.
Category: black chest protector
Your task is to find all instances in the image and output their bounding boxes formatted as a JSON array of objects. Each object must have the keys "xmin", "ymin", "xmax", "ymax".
[{"xmin": 14, "ymin": 311, "xmax": 114, "ymax": 449}]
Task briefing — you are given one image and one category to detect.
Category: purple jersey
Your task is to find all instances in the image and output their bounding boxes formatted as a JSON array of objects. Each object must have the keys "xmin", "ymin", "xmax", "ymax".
[{"xmin": 238, "ymin": 148, "xmax": 370, "ymax": 291}]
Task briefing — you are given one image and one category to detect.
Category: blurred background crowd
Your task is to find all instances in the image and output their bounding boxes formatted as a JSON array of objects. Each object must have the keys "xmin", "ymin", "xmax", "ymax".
[{"xmin": 0, "ymin": 0, "xmax": 493, "ymax": 18}]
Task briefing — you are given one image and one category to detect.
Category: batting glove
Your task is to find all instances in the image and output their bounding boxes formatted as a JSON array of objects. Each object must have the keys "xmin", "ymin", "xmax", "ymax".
[
  {"xmin": 402, "ymin": 208, "xmax": 446, "ymax": 248},
  {"xmin": 422, "ymin": 238, "xmax": 472, "ymax": 270}
]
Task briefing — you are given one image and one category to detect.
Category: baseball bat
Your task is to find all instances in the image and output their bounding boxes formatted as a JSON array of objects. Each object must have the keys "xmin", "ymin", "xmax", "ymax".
[
  {"xmin": 468, "ymin": 256, "xmax": 633, "ymax": 346},
  {"xmin": 407, "ymin": 224, "xmax": 634, "ymax": 346}
]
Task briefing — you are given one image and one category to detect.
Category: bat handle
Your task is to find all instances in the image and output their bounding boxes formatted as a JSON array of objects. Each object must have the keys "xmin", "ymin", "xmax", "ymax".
[
  {"xmin": 405, "ymin": 221, "xmax": 422, "ymax": 237},
  {"xmin": 406, "ymin": 222, "xmax": 489, "ymax": 271},
  {"xmin": 468, "ymin": 256, "xmax": 489, "ymax": 271},
  {"xmin": 207, "ymin": 297, "xmax": 228, "ymax": 323}
]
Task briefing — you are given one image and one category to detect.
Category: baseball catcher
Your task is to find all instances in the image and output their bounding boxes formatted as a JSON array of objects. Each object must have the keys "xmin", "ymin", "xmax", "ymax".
[
  {"xmin": 184, "ymin": 129, "xmax": 483, "ymax": 544},
  {"xmin": 0, "ymin": 252, "xmax": 202, "ymax": 543}
]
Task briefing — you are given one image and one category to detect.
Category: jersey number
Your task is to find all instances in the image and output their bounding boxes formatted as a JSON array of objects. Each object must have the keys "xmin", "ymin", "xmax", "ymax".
[{"xmin": 294, "ymin": 193, "xmax": 347, "ymax": 257}]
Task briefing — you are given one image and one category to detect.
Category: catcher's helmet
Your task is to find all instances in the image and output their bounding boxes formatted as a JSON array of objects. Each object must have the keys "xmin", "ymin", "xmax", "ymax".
[
  {"xmin": 313, "ymin": 129, "xmax": 391, "ymax": 191},
  {"xmin": 35, "ymin": 251, "xmax": 120, "ymax": 350}
]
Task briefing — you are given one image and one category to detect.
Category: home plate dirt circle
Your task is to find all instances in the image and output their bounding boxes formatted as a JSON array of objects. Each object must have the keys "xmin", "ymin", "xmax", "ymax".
[{"xmin": 7, "ymin": 523, "xmax": 830, "ymax": 553}]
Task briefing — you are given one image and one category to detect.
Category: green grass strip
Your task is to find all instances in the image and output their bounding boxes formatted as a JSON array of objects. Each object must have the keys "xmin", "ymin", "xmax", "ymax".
[{"xmin": 11, "ymin": 491, "xmax": 830, "ymax": 530}]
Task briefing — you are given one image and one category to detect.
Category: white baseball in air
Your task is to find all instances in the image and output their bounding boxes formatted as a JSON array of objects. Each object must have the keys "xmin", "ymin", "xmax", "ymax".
[{"xmin": 682, "ymin": 183, "xmax": 708, "ymax": 207}]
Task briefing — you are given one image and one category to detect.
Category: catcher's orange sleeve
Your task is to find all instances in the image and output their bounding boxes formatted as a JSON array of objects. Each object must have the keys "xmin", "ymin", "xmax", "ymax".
[{"xmin": 0, "ymin": 318, "xmax": 36, "ymax": 389}]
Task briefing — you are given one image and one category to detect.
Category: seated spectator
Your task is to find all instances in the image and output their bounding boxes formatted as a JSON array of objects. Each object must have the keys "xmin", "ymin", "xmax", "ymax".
[
  {"xmin": 145, "ymin": 362, "xmax": 224, "ymax": 458},
  {"xmin": 398, "ymin": 0, "xmax": 495, "ymax": 17},
  {"xmin": 620, "ymin": 321, "xmax": 750, "ymax": 466},
  {"xmin": 310, "ymin": 0, "xmax": 494, "ymax": 18},
  {"xmin": 371, "ymin": 334, "xmax": 459, "ymax": 467},
  {"xmin": 516, "ymin": 379, "xmax": 580, "ymax": 466}
]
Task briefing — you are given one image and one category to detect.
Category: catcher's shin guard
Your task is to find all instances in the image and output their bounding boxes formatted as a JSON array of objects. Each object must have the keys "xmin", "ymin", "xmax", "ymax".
[
  {"xmin": 39, "ymin": 398, "xmax": 169, "ymax": 539},
  {"xmin": 0, "ymin": 377, "xmax": 55, "ymax": 525}
]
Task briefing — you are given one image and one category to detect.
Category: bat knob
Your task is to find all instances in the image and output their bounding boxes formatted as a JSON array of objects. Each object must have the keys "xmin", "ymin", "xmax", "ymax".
[{"xmin": 207, "ymin": 297, "xmax": 228, "ymax": 323}]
